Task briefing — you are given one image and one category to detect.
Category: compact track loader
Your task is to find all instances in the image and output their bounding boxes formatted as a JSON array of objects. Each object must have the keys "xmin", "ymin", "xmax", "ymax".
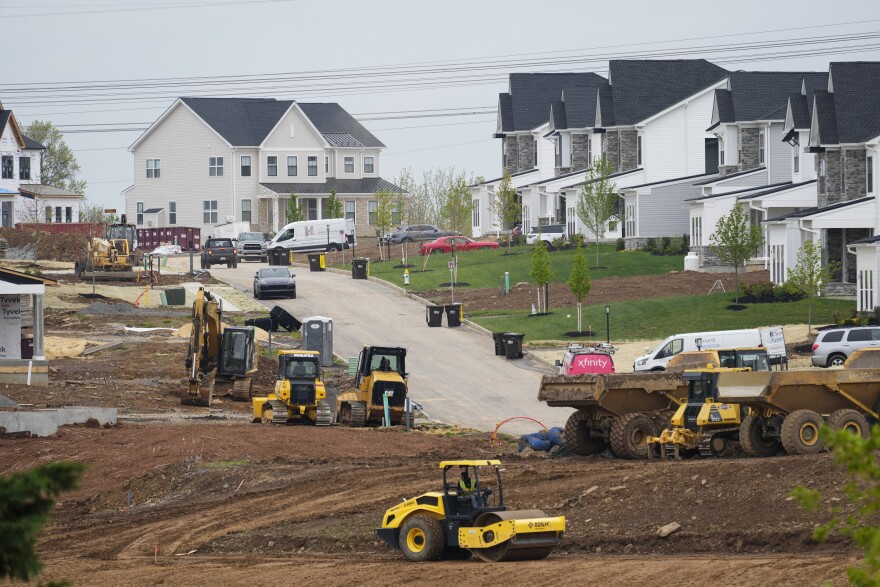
[
  {"xmin": 252, "ymin": 350, "xmax": 333, "ymax": 425},
  {"xmin": 337, "ymin": 345, "xmax": 407, "ymax": 426},
  {"xmin": 377, "ymin": 460, "xmax": 565, "ymax": 562}
]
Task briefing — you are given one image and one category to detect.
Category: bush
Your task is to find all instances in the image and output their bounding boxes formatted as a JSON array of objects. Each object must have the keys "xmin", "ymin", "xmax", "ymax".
[
  {"xmin": 615, "ymin": 238, "xmax": 625, "ymax": 251},
  {"xmin": 664, "ymin": 237, "xmax": 683, "ymax": 255},
  {"xmin": 568, "ymin": 232, "xmax": 584, "ymax": 249},
  {"xmin": 642, "ymin": 238, "xmax": 657, "ymax": 253},
  {"xmin": 551, "ymin": 236, "xmax": 569, "ymax": 250}
]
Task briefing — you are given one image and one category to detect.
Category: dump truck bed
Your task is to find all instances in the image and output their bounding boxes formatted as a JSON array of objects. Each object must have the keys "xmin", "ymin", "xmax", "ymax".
[{"xmin": 538, "ymin": 371, "xmax": 684, "ymax": 415}]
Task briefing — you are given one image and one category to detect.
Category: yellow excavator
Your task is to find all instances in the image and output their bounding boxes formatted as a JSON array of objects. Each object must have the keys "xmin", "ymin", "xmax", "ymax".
[
  {"xmin": 377, "ymin": 460, "xmax": 565, "ymax": 562},
  {"xmin": 182, "ymin": 287, "xmax": 258, "ymax": 406},
  {"xmin": 337, "ymin": 345, "xmax": 408, "ymax": 427},
  {"xmin": 252, "ymin": 350, "xmax": 333, "ymax": 425},
  {"xmin": 75, "ymin": 215, "xmax": 141, "ymax": 280}
]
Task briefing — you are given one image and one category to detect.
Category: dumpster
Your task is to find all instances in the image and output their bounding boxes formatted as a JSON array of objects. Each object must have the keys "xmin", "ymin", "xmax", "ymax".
[
  {"xmin": 352, "ymin": 258, "xmax": 368, "ymax": 279},
  {"xmin": 303, "ymin": 316, "xmax": 334, "ymax": 367},
  {"xmin": 445, "ymin": 303, "xmax": 462, "ymax": 327},
  {"xmin": 308, "ymin": 253, "xmax": 326, "ymax": 272},
  {"xmin": 492, "ymin": 332, "xmax": 507, "ymax": 356},
  {"xmin": 503, "ymin": 333, "xmax": 525, "ymax": 359},
  {"xmin": 426, "ymin": 305, "xmax": 444, "ymax": 327},
  {"xmin": 270, "ymin": 305, "xmax": 302, "ymax": 332}
]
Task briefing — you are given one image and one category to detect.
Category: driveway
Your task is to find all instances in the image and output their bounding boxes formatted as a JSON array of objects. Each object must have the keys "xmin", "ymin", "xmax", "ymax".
[{"xmin": 213, "ymin": 261, "xmax": 570, "ymax": 434}]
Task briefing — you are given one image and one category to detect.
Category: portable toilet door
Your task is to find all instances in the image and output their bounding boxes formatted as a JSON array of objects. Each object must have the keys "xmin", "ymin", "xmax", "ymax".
[{"xmin": 302, "ymin": 316, "xmax": 333, "ymax": 367}]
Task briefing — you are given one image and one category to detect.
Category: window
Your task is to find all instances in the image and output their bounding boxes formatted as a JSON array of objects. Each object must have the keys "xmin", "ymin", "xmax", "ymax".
[
  {"xmin": 241, "ymin": 199, "xmax": 251, "ymax": 222},
  {"xmin": 719, "ymin": 138, "xmax": 725, "ymax": 166},
  {"xmin": 637, "ymin": 135, "xmax": 642, "ymax": 166},
  {"xmin": 146, "ymin": 158, "xmax": 160, "ymax": 178},
  {"xmin": 268, "ymin": 202, "xmax": 274, "ymax": 226},
  {"xmin": 65, "ymin": 207, "xmax": 72, "ymax": 223},
  {"xmin": 345, "ymin": 201, "xmax": 355, "ymax": 222},
  {"xmin": 793, "ymin": 145, "xmax": 799, "ymax": 173},
  {"xmin": 168, "ymin": 201, "xmax": 177, "ymax": 225},
  {"xmin": 534, "ymin": 140, "xmax": 538, "ymax": 168},
  {"xmin": 209, "ymin": 157, "xmax": 224, "ymax": 176},
  {"xmin": 391, "ymin": 203, "xmax": 402, "ymax": 225},
  {"xmin": 846, "ymin": 329, "xmax": 875, "ymax": 343},
  {"xmin": 241, "ymin": 155, "xmax": 251, "ymax": 177},
  {"xmin": 657, "ymin": 338, "xmax": 684, "ymax": 359},
  {"xmin": 472, "ymin": 199, "xmax": 480, "ymax": 227},
  {"xmin": 136, "ymin": 202, "xmax": 144, "ymax": 225},
  {"xmin": 45, "ymin": 206, "xmax": 52, "ymax": 223},
  {"xmin": 368, "ymin": 200, "xmax": 378, "ymax": 224},
  {"xmin": 818, "ymin": 158, "xmax": 827, "ymax": 193},
  {"xmin": 364, "ymin": 156, "xmax": 374, "ymax": 173},
  {"xmin": 868, "ymin": 155, "xmax": 874, "ymax": 194},
  {"xmin": 55, "ymin": 206, "xmax": 62, "ymax": 223},
  {"xmin": 308, "ymin": 156, "xmax": 318, "ymax": 176},
  {"xmin": 1, "ymin": 156, "xmax": 12, "ymax": 179},
  {"xmin": 625, "ymin": 202, "xmax": 636, "ymax": 237},
  {"xmin": 287, "ymin": 156, "xmax": 297, "ymax": 176},
  {"xmin": 859, "ymin": 270, "xmax": 874, "ymax": 312},
  {"xmin": 691, "ymin": 216, "xmax": 702, "ymax": 246},
  {"xmin": 267, "ymin": 156, "xmax": 277, "ymax": 177},
  {"xmin": 758, "ymin": 130, "xmax": 765, "ymax": 165},
  {"xmin": 203, "ymin": 200, "xmax": 218, "ymax": 224},
  {"xmin": 19, "ymin": 157, "xmax": 30, "ymax": 180},
  {"xmin": 325, "ymin": 156, "xmax": 329, "ymax": 173},
  {"xmin": 344, "ymin": 157, "xmax": 354, "ymax": 173}
]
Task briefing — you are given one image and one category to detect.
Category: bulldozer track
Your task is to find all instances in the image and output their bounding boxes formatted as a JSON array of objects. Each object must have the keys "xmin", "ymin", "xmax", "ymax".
[
  {"xmin": 270, "ymin": 400, "xmax": 288, "ymax": 424},
  {"xmin": 341, "ymin": 401, "xmax": 367, "ymax": 427},
  {"xmin": 315, "ymin": 400, "xmax": 333, "ymax": 427}
]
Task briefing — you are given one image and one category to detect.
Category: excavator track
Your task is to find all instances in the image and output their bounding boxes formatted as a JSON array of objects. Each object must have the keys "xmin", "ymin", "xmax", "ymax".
[
  {"xmin": 270, "ymin": 400, "xmax": 289, "ymax": 424},
  {"xmin": 231, "ymin": 377, "xmax": 253, "ymax": 402}
]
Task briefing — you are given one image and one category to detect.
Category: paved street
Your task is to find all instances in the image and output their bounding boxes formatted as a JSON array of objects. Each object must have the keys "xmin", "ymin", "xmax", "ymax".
[{"xmin": 215, "ymin": 261, "xmax": 570, "ymax": 434}]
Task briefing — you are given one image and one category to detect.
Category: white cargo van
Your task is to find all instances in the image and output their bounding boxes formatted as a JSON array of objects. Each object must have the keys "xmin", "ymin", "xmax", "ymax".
[
  {"xmin": 633, "ymin": 326, "xmax": 786, "ymax": 371},
  {"xmin": 269, "ymin": 218, "xmax": 355, "ymax": 253}
]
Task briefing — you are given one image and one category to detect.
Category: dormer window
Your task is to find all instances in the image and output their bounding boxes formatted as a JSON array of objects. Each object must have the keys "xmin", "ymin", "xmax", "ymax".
[
  {"xmin": 869, "ymin": 155, "xmax": 875, "ymax": 194},
  {"xmin": 818, "ymin": 158, "xmax": 826, "ymax": 193}
]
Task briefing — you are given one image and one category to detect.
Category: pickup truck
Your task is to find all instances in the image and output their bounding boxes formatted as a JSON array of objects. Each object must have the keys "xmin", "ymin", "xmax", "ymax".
[
  {"xmin": 200, "ymin": 238, "xmax": 238, "ymax": 269},
  {"xmin": 237, "ymin": 231, "xmax": 268, "ymax": 262}
]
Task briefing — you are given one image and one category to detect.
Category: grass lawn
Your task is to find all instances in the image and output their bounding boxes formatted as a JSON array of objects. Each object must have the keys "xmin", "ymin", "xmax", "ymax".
[
  {"xmin": 467, "ymin": 294, "xmax": 855, "ymax": 343},
  {"xmin": 347, "ymin": 243, "xmax": 683, "ymax": 290}
]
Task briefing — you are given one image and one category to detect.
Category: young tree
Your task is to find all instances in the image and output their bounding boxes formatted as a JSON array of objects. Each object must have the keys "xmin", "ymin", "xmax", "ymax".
[
  {"xmin": 374, "ymin": 189, "xmax": 396, "ymax": 239},
  {"xmin": 576, "ymin": 157, "xmax": 618, "ymax": 267},
  {"xmin": 567, "ymin": 241, "xmax": 592, "ymax": 333},
  {"xmin": 24, "ymin": 121, "xmax": 87, "ymax": 194},
  {"xmin": 709, "ymin": 201, "xmax": 763, "ymax": 303},
  {"xmin": 440, "ymin": 177, "xmax": 474, "ymax": 237},
  {"xmin": 786, "ymin": 239, "xmax": 838, "ymax": 335},
  {"xmin": 0, "ymin": 461, "xmax": 85, "ymax": 582},
  {"xmin": 285, "ymin": 193, "xmax": 304, "ymax": 223},
  {"xmin": 530, "ymin": 239, "xmax": 554, "ymax": 313},
  {"xmin": 489, "ymin": 169, "xmax": 521, "ymax": 253},
  {"xmin": 325, "ymin": 190, "xmax": 343, "ymax": 219},
  {"xmin": 78, "ymin": 197, "xmax": 106, "ymax": 223}
]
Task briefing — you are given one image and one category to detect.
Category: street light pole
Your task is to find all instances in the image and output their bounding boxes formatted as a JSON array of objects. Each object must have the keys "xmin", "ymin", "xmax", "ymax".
[{"xmin": 605, "ymin": 305, "xmax": 611, "ymax": 343}]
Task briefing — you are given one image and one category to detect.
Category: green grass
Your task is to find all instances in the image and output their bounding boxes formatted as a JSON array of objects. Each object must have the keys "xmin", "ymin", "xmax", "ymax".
[
  {"xmin": 336, "ymin": 243, "xmax": 683, "ymax": 290},
  {"xmin": 468, "ymin": 294, "xmax": 855, "ymax": 343}
]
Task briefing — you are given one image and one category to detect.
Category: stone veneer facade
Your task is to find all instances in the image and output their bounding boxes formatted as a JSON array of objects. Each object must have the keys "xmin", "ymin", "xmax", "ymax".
[
  {"xmin": 570, "ymin": 134, "xmax": 592, "ymax": 171},
  {"xmin": 601, "ymin": 131, "xmax": 619, "ymax": 171},
  {"xmin": 816, "ymin": 148, "xmax": 867, "ymax": 208},
  {"xmin": 738, "ymin": 127, "xmax": 761, "ymax": 171},
  {"xmin": 618, "ymin": 129, "xmax": 639, "ymax": 172}
]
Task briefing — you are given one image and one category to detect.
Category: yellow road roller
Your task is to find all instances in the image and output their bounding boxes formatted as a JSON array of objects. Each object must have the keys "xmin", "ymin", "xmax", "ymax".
[{"xmin": 376, "ymin": 460, "xmax": 565, "ymax": 562}]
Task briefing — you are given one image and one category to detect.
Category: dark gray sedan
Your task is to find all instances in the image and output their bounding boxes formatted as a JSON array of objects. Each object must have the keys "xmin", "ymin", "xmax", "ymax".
[{"xmin": 253, "ymin": 267, "xmax": 296, "ymax": 300}]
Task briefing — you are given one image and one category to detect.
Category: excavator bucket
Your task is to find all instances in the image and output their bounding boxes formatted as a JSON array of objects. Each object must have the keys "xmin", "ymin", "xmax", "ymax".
[
  {"xmin": 180, "ymin": 385, "xmax": 212, "ymax": 407},
  {"xmin": 461, "ymin": 510, "xmax": 565, "ymax": 562}
]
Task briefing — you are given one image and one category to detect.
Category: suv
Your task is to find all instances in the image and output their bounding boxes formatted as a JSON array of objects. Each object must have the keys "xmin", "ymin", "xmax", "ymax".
[
  {"xmin": 201, "ymin": 238, "xmax": 239, "ymax": 269},
  {"xmin": 237, "ymin": 231, "xmax": 268, "ymax": 262},
  {"xmin": 386, "ymin": 225, "xmax": 450, "ymax": 244},
  {"xmin": 526, "ymin": 224, "xmax": 567, "ymax": 248},
  {"xmin": 812, "ymin": 326, "xmax": 880, "ymax": 367}
]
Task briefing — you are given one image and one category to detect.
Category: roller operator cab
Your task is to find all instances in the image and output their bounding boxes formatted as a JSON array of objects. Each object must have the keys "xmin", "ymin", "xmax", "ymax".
[
  {"xmin": 376, "ymin": 460, "xmax": 566, "ymax": 562},
  {"xmin": 252, "ymin": 350, "xmax": 332, "ymax": 426}
]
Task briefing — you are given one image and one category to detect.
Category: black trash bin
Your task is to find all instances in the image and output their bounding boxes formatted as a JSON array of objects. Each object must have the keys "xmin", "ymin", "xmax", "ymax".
[
  {"xmin": 308, "ymin": 253, "xmax": 325, "ymax": 272},
  {"xmin": 352, "ymin": 258, "xmax": 368, "ymax": 279},
  {"xmin": 244, "ymin": 317, "xmax": 278, "ymax": 332},
  {"xmin": 503, "ymin": 333, "xmax": 525, "ymax": 359},
  {"xmin": 492, "ymin": 332, "xmax": 507, "ymax": 356},
  {"xmin": 426, "ymin": 305, "xmax": 444, "ymax": 327},
  {"xmin": 270, "ymin": 306, "xmax": 302, "ymax": 332},
  {"xmin": 270, "ymin": 248, "xmax": 290, "ymax": 266},
  {"xmin": 445, "ymin": 303, "xmax": 462, "ymax": 327}
]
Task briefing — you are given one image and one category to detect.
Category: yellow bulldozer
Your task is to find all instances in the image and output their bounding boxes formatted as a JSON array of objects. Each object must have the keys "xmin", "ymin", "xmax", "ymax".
[
  {"xmin": 252, "ymin": 350, "xmax": 333, "ymax": 425},
  {"xmin": 182, "ymin": 287, "xmax": 258, "ymax": 406},
  {"xmin": 376, "ymin": 460, "xmax": 565, "ymax": 562},
  {"xmin": 337, "ymin": 345, "xmax": 408, "ymax": 427},
  {"xmin": 75, "ymin": 216, "xmax": 141, "ymax": 280}
]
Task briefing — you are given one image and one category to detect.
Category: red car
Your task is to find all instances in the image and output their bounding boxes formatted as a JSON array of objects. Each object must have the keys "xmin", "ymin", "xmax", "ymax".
[{"xmin": 420, "ymin": 236, "xmax": 499, "ymax": 255}]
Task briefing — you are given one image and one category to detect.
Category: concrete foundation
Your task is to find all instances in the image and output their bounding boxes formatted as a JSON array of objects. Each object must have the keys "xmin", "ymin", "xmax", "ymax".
[{"xmin": 0, "ymin": 406, "xmax": 117, "ymax": 437}]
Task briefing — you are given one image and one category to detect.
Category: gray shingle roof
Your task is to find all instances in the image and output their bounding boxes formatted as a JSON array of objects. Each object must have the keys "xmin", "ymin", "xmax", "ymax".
[
  {"xmin": 560, "ymin": 87, "xmax": 596, "ymax": 129},
  {"xmin": 684, "ymin": 181, "xmax": 790, "ymax": 202},
  {"xmin": 813, "ymin": 90, "xmax": 839, "ymax": 145},
  {"xmin": 298, "ymin": 103, "xmax": 384, "ymax": 148},
  {"xmin": 469, "ymin": 168, "xmax": 538, "ymax": 187},
  {"xmin": 0, "ymin": 110, "xmax": 45, "ymax": 150},
  {"xmin": 786, "ymin": 74, "xmax": 829, "ymax": 131},
  {"xmin": 625, "ymin": 171, "xmax": 717, "ymax": 190},
  {"xmin": 261, "ymin": 177, "xmax": 402, "ymax": 195},
  {"xmin": 825, "ymin": 62, "xmax": 880, "ymax": 144},
  {"xmin": 323, "ymin": 133, "xmax": 364, "ymax": 148},
  {"xmin": 143, "ymin": 208, "xmax": 164, "ymax": 213},
  {"xmin": 691, "ymin": 167, "xmax": 766, "ymax": 186},
  {"xmin": 497, "ymin": 93, "xmax": 514, "ymax": 133},
  {"xmin": 714, "ymin": 72, "xmax": 827, "ymax": 124},
  {"xmin": 499, "ymin": 72, "xmax": 606, "ymax": 133},
  {"xmin": 550, "ymin": 101, "xmax": 567, "ymax": 131},
  {"xmin": 765, "ymin": 196, "xmax": 873, "ymax": 222},
  {"xmin": 22, "ymin": 134, "xmax": 44, "ymax": 150},
  {"xmin": 737, "ymin": 179, "xmax": 815, "ymax": 200},
  {"xmin": 559, "ymin": 167, "xmax": 643, "ymax": 190}
]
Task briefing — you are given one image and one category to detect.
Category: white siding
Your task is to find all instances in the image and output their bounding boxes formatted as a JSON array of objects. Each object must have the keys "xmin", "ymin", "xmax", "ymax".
[
  {"xmin": 856, "ymin": 245, "xmax": 878, "ymax": 311},
  {"xmin": 636, "ymin": 181, "xmax": 703, "ymax": 237},
  {"xmin": 767, "ymin": 122, "xmax": 791, "ymax": 184},
  {"xmin": 262, "ymin": 106, "xmax": 325, "ymax": 150},
  {"xmin": 537, "ymin": 135, "xmax": 555, "ymax": 179},
  {"xmin": 642, "ymin": 88, "xmax": 717, "ymax": 182}
]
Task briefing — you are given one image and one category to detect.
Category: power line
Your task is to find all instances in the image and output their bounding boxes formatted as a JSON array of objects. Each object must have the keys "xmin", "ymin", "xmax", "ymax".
[
  {"xmin": 383, "ymin": 139, "xmax": 494, "ymax": 157},
  {"xmin": 1, "ymin": 0, "xmax": 301, "ymax": 19}
]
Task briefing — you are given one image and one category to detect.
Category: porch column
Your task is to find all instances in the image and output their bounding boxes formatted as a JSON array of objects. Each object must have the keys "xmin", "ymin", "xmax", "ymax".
[
  {"xmin": 32, "ymin": 293, "xmax": 44, "ymax": 361},
  {"xmin": 841, "ymin": 228, "xmax": 848, "ymax": 283}
]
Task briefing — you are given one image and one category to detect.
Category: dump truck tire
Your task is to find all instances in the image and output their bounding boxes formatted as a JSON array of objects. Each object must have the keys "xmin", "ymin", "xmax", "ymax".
[
  {"xmin": 827, "ymin": 409, "xmax": 869, "ymax": 439},
  {"xmin": 563, "ymin": 410, "xmax": 606, "ymax": 455},
  {"xmin": 399, "ymin": 515, "xmax": 444, "ymax": 562},
  {"xmin": 609, "ymin": 413, "xmax": 654, "ymax": 459},
  {"xmin": 739, "ymin": 414, "xmax": 781, "ymax": 457},
  {"xmin": 781, "ymin": 409, "xmax": 825, "ymax": 455}
]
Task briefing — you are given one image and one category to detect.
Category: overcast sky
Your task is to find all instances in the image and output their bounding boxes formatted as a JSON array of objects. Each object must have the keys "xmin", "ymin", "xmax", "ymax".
[{"xmin": 4, "ymin": 0, "xmax": 880, "ymax": 209}]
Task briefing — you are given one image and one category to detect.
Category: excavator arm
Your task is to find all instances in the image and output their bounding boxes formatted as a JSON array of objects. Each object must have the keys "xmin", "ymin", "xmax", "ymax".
[{"xmin": 182, "ymin": 288, "xmax": 223, "ymax": 406}]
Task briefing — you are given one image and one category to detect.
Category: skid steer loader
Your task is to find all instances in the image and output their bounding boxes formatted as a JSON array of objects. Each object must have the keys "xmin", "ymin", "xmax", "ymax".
[
  {"xmin": 252, "ymin": 350, "xmax": 333, "ymax": 426},
  {"xmin": 377, "ymin": 460, "xmax": 565, "ymax": 562},
  {"xmin": 337, "ymin": 345, "xmax": 407, "ymax": 427}
]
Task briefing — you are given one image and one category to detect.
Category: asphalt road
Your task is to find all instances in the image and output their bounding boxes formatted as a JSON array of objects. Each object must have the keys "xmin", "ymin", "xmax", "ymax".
[{"xmin": 217, "ymin": 261, "xmax": 571, "ymax": 435}]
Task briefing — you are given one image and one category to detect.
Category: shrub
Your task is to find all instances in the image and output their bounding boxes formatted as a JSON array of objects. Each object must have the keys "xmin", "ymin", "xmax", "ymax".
[
  {"xmin": 568, "ymin": 232, "xmax": 584, "ymax": 249},
  {"xmin": 551, "ymin": 236, "xmax": 569, "ymax": 250},
  {"xmin": 660, "ymin": 236, "xmax": 671, "ymax": 252},
  {"xmin": 615, "ymin": 238, "xmax": 625, "ymax": 251},
  {"xmin": 642, "ymin": 238, "xmax": 657, "ymax": 253},
  {"xmin": 664, "ymin": 237, "xmax": 683, "ymax": 255}
]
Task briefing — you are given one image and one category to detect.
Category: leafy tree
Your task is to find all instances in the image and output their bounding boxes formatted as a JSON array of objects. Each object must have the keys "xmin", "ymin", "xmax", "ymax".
[
  {"xmin": 567, "ymin": 242, "xmax": 592, "ymax": 333},
  {"xmin": 24, "ymin": 121, "xmax": 87, "ymax": 194},
  {"xmin": 78, "ymin": 198, "xmax": 106, "ymax": 223},
  {"xmin": 440, "ymin": 177, "xmax": 474, "ymax": 237},
  {"xmin": 0, "ymin": 461, "xmax": 85, "ymax": 582},
  {"xmin": 489, "ymin": 169, "xmax": 521, "ymax": 253},
  {"xmin": 374, "ymin": 189, "xmax": 395, "ymax": 239},
  {"xmin": 325, "ymin": 190, "xmax": 343, "ymax": 219},
  {"xmin": 285, "ymin": 193, "xmax": 304, "ymax": 223},
  {"xmin": 530, "ymin": 239, "xmax": 553, "ymax": 313},
  {"xmin": 793, "ymin": 425, "xmax": 880, "ymax": 586},
  {"xmin": 709, "ymin": 201, "xmax": 763, "ymax": 303},
  {"xmin": 576, "ymin": 157, "xmax": 618, "ymax": 267},
  {"xmin": 786, "ymin": 239, "xmax": 839, "ymax": 335}
]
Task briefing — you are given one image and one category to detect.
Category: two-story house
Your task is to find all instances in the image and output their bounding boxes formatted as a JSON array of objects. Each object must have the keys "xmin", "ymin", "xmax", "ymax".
[{"xmin": 125, "ymin": 97, "xmax": 402, "ymax": 237}]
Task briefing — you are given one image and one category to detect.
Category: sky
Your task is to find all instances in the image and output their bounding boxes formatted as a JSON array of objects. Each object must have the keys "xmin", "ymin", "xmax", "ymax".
[{"xmin": 3, "ymin": 0, "xmax": 880, "ymax": 210}]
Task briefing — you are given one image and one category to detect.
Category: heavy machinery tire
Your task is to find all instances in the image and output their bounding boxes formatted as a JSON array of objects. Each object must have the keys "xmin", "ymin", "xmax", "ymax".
[
  {"xmin": 609, "ymin": 413, "xmax": 655, "ymax": 459},
  {"xmin": 781, "ymin": 409, "xmax": 825, "ymax": 455},
  {"xmin": 739, "ymin": 414, "xmax": 781, "ymax": 456},
  {"xmin": 563, "ymin": 410, "xmax": 606, "ymax": 455},
  {"xmin": 399, "ymin": 515, "xmax": 445, "ymax": 562},
  {"xmin": 827, "ymin": 409, "xmax": 869, "ymax": 438}
]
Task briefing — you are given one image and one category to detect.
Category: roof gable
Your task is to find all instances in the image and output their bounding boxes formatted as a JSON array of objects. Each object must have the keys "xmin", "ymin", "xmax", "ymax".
[
  {"xmin": 181, "ymin": 97, "xmax": 292, "ymax": 146},
  {"xmin": 504, "ymin": 72, "xmax": 606, "ymax": 132},
  {"xmin": 298, "ymin": 103, "xmax": 384, "ymax": 148},
  {"xmin": 810, "ymin": 90, "xmax": 839, "ymax": 146},
  {"xmin": 825, "ymin": 62, "xmax": 880, "ymax": 144},
  {"xmin": 723, "ymin": 71, "xmax": 826, "ymax": 123}
]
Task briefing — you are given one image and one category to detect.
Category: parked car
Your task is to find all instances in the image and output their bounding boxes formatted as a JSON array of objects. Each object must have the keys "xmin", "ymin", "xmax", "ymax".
[
  {"xmin": 555, "ymin": 343, "xmax": 616, "ymax": 375},
  {"xmin": 526, "ymin": 224, "xmax": 567, "ymax": 248},
  {"xmin": 512, "ymin": 222, "xmax": 523, "ymax": 237},
  {"xmin": 812, "ymin": 326, "xmax": 880, "ymax": 367},
  {"xmin": 420, "ymin": 236, "xmax": 500, "ymax": 255},
  {"xmin": 201, "ymin": 238, "xmax": 238, "ymax": 269},
  {"xmin": 386, "ymin": 225, "xmax": 452, "ymax": 244},
  {"xmin": 238, "ymin": 231, "xmax": 269, "ymax": 262},
  {"xmin": 253, "ymin": 267, "xmax": 296, "ymax": 300}
]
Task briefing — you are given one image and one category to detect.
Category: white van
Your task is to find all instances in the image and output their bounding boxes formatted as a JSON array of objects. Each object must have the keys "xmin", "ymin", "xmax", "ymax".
[
  {"xmin": 633, "ymin": 326, "xmax": 786, "ymax": 372},
  {"xmin": 269, "ymin": 218, "xmax": 355, "ymax": 253}
]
